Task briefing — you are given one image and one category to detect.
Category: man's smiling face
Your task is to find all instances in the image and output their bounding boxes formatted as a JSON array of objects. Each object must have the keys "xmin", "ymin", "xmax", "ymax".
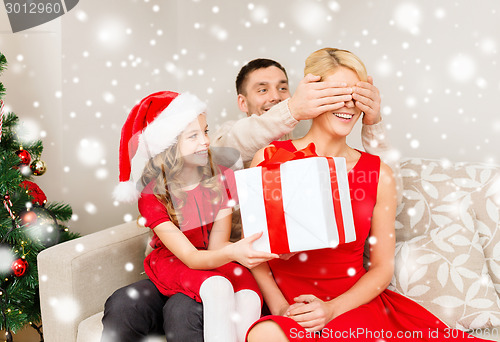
[{"xmin": 237, "ymin": 66, "xmax": 290, "ymax": 116}]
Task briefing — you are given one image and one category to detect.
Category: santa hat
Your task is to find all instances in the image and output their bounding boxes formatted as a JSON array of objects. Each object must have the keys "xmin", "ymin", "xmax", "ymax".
[{"xmin": 113, "ymin": 91, "xmax": 207, "ymax": 202}]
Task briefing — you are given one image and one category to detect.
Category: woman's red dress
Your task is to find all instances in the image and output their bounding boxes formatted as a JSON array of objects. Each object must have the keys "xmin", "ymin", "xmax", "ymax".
[{"xmin": 248, "ymin": 140, "xmax": 490, "ymax": 341}]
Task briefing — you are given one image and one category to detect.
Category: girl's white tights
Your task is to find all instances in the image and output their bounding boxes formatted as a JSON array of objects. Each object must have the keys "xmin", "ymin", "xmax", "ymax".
[
  {"xmin": 200, "ymin": 276, "xmax": 235, "ymax": 342},
  {"xmin": 199, "ymin": 276, "xmax": 261, "ymax": 342},
  {"xmin": 234, "ymin": 289, "xmax": 261, "ymax": 342}
]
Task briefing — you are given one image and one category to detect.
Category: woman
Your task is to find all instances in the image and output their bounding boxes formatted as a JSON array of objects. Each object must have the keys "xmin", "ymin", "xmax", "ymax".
[{"xmin": 246, "ymin": 48, "xmax": 488, "ymax": 341}]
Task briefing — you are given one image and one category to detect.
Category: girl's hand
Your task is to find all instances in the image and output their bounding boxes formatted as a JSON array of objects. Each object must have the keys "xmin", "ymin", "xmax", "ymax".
[
  {"xmin": 352, "ymin": 76, "xmax": 382, "ymax": 125},
  {"xmin": 231, "ymin": 232, "xmax": 279, "ymax": 269},
  {"xmin": 279, "ymin": 252, "xmax": 298, "ymax": 260},
  {"xmin": 285, "ymin": 294, "xmax": 334, "ymax": 332}
]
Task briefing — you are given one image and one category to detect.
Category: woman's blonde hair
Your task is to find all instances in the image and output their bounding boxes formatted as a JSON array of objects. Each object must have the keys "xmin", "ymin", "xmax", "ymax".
[
  {"xmin": 304, "ymin": 48, "xmax": 368, "ymax": 82},
  {"xmin": 139, "ymin": 137, "xmax": 222, "ymax": 227}
]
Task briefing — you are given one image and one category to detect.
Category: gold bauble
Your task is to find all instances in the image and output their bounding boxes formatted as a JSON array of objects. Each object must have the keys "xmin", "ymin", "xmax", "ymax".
[{"xmin": 30, "ymin": 159, "xmax": 47, "ymax": 176}]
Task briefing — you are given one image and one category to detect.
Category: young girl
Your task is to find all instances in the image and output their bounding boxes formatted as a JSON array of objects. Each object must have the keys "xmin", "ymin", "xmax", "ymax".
[
  {"xmin": 113, "ymin": 91, "xmax": 278, "ymax": 342},
  {"xmin": 246, "ymin": 48, "xmax": 491, "ymax": 341}
]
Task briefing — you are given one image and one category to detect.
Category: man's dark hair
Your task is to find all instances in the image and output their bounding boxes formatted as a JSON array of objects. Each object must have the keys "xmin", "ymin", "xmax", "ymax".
[{"xmin": 235, "ymin": 58, "xmax": 288, "ymax": 95}]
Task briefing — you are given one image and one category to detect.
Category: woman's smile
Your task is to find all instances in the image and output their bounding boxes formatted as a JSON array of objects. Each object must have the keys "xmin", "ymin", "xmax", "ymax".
[{"xmin": 333, "ymin": 112, "xmax": 355, "ymax": 121}]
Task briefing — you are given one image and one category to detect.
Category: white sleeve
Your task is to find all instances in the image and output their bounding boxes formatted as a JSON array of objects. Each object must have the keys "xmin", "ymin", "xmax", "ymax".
[{"xmin": 211, "ymin": 99, "xmax": 298, "ymax": 165}]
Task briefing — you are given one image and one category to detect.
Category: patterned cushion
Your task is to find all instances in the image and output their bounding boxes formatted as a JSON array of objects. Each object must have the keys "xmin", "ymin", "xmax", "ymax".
[
  {"xmin": 396, "ymin": 159, "xmax": 477, "ymax": 242},
  {"xmin": 472, "ymin": 172, "xmax": 500, "ymax": 295},
  {"xmin": 390, "ymin": 159, "xmax": 500, "ymax": 330},
  {"xmin": 391, "ymin": 211, "xmax": 500, "ymax": 330}
]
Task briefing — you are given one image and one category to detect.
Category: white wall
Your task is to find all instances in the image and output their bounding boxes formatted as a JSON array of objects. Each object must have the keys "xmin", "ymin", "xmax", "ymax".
[
  {"xmin": 1, "ymin": 0, "xmax": 499, "ymax": 235},
  {"xmin": 0, "ymin": 9, "xmax": 65, "ymax": 228}
]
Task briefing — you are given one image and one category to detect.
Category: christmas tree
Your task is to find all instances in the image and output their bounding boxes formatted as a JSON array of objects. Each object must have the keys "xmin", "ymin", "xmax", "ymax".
[{"xmin": 0, "ymin": 52, "xmax": 79, "ymax": 341}]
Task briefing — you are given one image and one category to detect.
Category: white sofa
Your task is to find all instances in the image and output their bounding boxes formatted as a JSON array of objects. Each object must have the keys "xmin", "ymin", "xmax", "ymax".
[
  {"xmin": 38, "ymin": 221, "xmax": 153, "ymax": 342},
  {"xmin": 38, "ymin": 157, "xmax": 500, "ymax": 341}
]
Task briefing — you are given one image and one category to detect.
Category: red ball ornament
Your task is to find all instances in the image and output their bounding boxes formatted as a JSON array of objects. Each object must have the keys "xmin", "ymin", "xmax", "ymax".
[
  {"xmin": 20, "ymin": 181, "xmax": 47, "ymax": 205},
  {"xmin": 12, "ymin": 258, "xmax": 28, "ymax": 277},
  {"xmin": 16, "ymin": 149, "xmax": 31, "ymax": 166}
]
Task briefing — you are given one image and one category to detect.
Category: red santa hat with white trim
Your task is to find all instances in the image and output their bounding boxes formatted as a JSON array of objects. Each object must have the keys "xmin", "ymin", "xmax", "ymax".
[{"xmin": 113, "ymin": 91, "xmax": 207, "ymax": 202}]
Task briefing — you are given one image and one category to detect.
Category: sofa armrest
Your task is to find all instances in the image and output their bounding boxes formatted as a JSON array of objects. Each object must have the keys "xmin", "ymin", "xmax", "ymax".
[{"xmin": 38, "ymin": 221, "xmax": 150, "ymax": 342}]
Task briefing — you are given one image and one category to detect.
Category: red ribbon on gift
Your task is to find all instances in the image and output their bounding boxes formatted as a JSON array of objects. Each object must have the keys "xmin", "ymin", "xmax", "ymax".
[
  {"xmin": 326, "ymin": 158, "xmax": 346, "ymax": 245},
  {"xmin": 258, "ymin": 143, "xmax": 318, "ymax": 253}
]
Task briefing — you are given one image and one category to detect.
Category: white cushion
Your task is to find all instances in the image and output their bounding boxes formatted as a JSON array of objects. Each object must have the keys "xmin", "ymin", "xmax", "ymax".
[
  {"xmin": 76, "ymin": 311, "xmax": 168, "ymax": 342},
  {"xmin": 77, "ymin": 312, "xmax": 103, "ymax": 342}
]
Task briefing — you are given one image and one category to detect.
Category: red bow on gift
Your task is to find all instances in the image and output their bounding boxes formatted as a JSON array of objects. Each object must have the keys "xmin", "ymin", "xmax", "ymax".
[{"xmin": 258, "ymin": 142, "xmax": 318, "ymax": 167}]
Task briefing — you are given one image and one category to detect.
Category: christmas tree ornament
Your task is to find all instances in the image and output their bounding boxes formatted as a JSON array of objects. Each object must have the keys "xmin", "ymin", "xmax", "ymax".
[
  {"xmin": 20, "ymin": 180, "xmax": 47, "ymax": 206},
  {"xmin": 16, "ymin": 148, "xmax": 31, "ymax": 166},
  {"xmin": 11, "ymin": 258, "xmax": 28, "ymax": 277},
  {"xmin": 30, "ymin": 159, "xmax": 47, "ymax": 176},
  {"xmin": 2, "ymin": 193, "xmax": 20, "ymax": 230},
  {"xmin": 19, "ymin": 206, "xmax": 60, "ymax": 248}
]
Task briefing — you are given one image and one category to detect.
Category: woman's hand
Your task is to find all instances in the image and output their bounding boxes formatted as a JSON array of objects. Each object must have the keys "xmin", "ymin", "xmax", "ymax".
[
  {"xmin": 277, "ymin": 303, "xmax": 292, "ymax": 317},
  {"xmin": 353, "ymin": 76, "xmax": 382, "ymax": 125},
  {"xmin": 285, "ymin": 294, "xmax": 335, "ymax": 332},
  {"xmin": 230, "ymin": 232, "xmax": 279, "ymax": 269}
]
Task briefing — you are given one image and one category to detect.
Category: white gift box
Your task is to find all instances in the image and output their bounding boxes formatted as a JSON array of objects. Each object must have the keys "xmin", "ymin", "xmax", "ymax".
[{"xmin": 234, "ymin": 157, "xmax": 356, "ymax": 254}]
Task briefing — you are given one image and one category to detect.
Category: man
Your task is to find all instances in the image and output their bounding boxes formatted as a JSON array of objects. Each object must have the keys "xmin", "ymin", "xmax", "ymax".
[{"xmin": 101, "ymin": 58, "xmax": 400, "ymax": 342}]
